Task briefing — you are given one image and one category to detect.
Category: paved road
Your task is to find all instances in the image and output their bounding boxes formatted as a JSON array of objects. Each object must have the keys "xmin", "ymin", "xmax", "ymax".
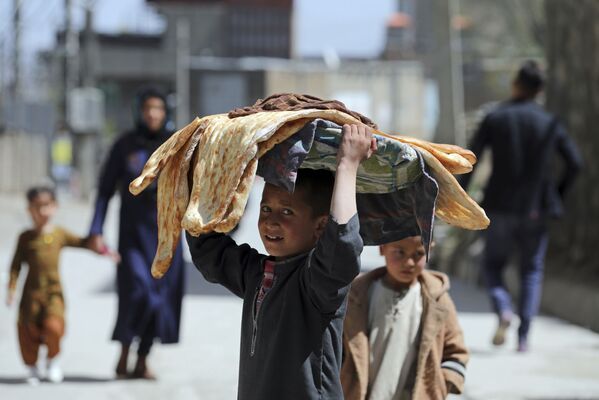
[{"xmin": 1, "ymin": 184, "xmax": 598, "ymax": 400}]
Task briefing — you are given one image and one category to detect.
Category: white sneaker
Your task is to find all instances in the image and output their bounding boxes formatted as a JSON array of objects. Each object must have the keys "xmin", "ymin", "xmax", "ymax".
[
  {"xmin": 46, "ymin": 360, "xmax": 64, "ymax": 383},
  {"xmin": 26, "ymin": 366, "xmax": 41, "ymax": 386}
]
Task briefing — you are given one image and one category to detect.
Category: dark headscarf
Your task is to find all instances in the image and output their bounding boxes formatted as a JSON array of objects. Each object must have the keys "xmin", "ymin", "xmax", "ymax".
[
  {"xmin": 133, "ymin": 86, "xmax": 173, "ymax": 141},
  {"xmin": 131, "ymin": 87, "xmax": 173, "ymax": 199}
]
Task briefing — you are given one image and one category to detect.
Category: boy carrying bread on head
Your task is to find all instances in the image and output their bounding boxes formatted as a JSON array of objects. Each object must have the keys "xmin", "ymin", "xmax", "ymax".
[{"xmin": 187, "ymin": 124, "xmax": 376, "ymax": 399}]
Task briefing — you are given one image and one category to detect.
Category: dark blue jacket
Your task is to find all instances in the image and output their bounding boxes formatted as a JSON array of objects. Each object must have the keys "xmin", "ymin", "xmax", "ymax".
[
  {"xmin": 186, "ymin": 215, "xmax": 363, "ymax": 400},
  {"xmin": 461, "ymin": 99, "xmax": 582, "ymax": 218}
]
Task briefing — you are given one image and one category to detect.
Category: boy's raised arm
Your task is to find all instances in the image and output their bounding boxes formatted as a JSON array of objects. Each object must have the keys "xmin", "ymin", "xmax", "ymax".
[
  {"xmin": 186, "ymin": 232, "xmax": 263, "ymax": 298},
  {"xmin": 330, "ymin": 124, "xmax": 376, "ymax": 224},
  {"xmin": 304, "ymin": 124, "xmax": 376, "ymax": 314}
]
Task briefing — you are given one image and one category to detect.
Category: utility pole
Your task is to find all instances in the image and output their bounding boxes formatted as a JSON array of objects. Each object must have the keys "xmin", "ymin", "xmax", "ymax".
[
  {"xmin": 448, "ymin": 0, "xmax": 465, "ymax": 147},
  {"xmin": 78, "ymin": 1, "xmax": 102, "ymax": 199},
  {"xmin": 63, "ymin": 0, "xmax": 79, "ymax": 125},
  {"xmin": 431, "ymin": 0, "xmax": 465, "ymax": 146},
  {"xmin": 176, "ymin": 18, "xmax": 190, "ymax": 128},
  {"xmin": 0, "ymin": 40, "xmax": 3, "ymax": 90},
  {"xmin": 82, "ymin": 2, "xmax": 97, "ymax": 88},
  {"xmin": 10, "ymin": 0, "xmax": 21, "ymax": 101},
  {"xmin": 0, "ymin": 39, "xmax": 5, "ymax": 131}
]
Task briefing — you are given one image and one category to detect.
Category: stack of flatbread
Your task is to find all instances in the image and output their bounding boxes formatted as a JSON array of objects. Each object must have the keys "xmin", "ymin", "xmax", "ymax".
[{"xmin": 129, "ymin": 109, "xmax": 489, "ymax": 278}]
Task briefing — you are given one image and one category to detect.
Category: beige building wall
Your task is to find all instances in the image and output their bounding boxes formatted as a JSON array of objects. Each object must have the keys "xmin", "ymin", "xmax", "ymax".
[
  {"xmin": 0, "ymin": 132, "xmax": 49, "ymax": 193},
  {"xmin": 265, "ymin": 61, "xmax": 427, "ymax": 138}
]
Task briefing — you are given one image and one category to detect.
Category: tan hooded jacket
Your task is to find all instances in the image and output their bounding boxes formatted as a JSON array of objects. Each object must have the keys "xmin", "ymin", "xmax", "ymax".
[{"xmin": 341, "ymin": 268, "xmax": 469, "ymax": 400}]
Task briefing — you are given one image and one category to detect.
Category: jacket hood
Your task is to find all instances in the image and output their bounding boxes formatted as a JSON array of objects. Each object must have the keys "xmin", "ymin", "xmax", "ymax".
[{"xmin": 419, "ymin": 269, "xmax": 450, "ymax": 300}]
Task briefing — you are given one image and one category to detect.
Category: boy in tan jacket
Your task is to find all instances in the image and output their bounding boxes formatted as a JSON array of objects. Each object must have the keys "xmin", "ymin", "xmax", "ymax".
[{"xmin": 341, "ymin": 236, "xmax": 468, "ymax": 400}]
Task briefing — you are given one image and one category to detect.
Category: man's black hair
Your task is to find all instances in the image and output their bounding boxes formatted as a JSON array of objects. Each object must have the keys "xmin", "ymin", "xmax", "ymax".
[
  {"xmin": 294, "ymin": 168, "xmax": 335, "ymax": 217},
  {"xmin": 26, "ymin": 186, "xmax": 56, "ymax": 202},
  {"xmin": 514, "ymin": 60, "xmax": 544, "ymax": 98}
]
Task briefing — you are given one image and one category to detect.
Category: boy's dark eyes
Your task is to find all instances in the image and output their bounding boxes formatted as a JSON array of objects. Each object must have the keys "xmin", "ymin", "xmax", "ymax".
[
  {"xmin": 391, "ymin": 249, "xmax": 425, "ymax": 260},
  {"xmin": 260, "ymin": 206, "xmax": 293, "ymax": 215}
]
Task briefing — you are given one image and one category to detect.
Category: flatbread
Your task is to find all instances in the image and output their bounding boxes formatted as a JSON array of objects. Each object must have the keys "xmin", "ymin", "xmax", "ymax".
[
  {"xmin": 215, "ymin": 158, "xmax": 258, "ymax": 233},
  {"xmin": 181, "ymin": 110, "xmax": 361, "ymax": 235},
  {"xmin": 130, "ymin": 108, "xmax": 488, "ymax": 278},
  {"xmin": 129, "ymin": 117, "xmax": 204, "ymax": 195},
  {"xmin": 374, "ymin": 130, "xmax": 476, "ymax": 175},
  {"xmin": 152, "ymin": 127, "xmax": 203, "ymax": 278},
  {"xmin": 416, "ymin": 146, "xmax": 489, "ymax": 229}
]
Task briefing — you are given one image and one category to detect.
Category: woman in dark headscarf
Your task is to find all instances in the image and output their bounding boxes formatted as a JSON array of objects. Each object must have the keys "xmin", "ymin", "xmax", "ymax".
[{"xmin": 88, "ymin": 87, "xmax": 184, "ymax": 379}]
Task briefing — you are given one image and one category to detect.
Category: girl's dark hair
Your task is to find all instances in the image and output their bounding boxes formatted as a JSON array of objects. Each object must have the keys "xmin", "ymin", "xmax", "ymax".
[
  {"xmin": 514, "ymin": 60, "xmax": 544, "ymax": 97},
  {"xmin": 295, "ymin": 168, "xmax": 335, "ymax": 217},
  {"xmin": 26, "ymin": 186, "xmax": 56, "ymax": 202}
]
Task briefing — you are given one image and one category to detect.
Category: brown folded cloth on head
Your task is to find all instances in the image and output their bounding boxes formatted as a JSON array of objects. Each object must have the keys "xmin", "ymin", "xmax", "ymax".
[{"xmin": 228, "ymin": 93, "xmax": 378, "ymax": 129}]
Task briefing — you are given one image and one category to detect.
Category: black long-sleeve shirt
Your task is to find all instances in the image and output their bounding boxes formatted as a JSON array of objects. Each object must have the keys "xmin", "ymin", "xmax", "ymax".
[
  {"xmin": 461, "ymin": 99, "xmax": 582, "ymax": 217},
  {"xmin": 186, "ymin": 214, "xmax": 363, "ymax": 400}
]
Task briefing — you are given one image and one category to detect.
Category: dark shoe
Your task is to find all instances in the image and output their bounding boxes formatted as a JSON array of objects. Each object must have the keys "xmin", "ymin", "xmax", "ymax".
[{"xmin": 492, "ymin": 318, "xmax": 511, "ymax": 346}]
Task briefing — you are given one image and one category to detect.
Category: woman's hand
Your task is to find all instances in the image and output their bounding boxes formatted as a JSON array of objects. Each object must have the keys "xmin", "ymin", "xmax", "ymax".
[
  {"xmin": 88, "ymin": 234, "xmax": 106, "ymax": 253},
  {"xmin": 88, "ymin": 234, "xmax": 121, "ymax": 264}
]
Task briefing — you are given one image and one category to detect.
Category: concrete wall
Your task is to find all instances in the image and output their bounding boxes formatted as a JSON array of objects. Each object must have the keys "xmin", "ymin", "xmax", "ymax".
[{"xmin": 0, "ymin": 132, "xmax": 49, "ymax": 193}]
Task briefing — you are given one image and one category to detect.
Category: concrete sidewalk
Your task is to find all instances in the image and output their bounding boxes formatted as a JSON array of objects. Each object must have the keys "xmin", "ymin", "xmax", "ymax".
[{"xmin": 0, "ymin": 188, "xmax": 598, "ymax": 400}]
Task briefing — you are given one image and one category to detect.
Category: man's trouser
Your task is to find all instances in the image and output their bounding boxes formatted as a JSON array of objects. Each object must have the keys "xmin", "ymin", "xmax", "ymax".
[{"xmin": 483, "ymin": 213, "xmax": 548, "ymax": 340}]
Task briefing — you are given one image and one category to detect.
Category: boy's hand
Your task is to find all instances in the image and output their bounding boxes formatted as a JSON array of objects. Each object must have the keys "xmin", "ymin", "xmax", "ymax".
[
  {"xmin": 330, "ymin": 124, "xmax": 377, "ymax": 224},
  {"xmin": 337, "ymin": 124, "xmax": 377, "ymax": 168}
]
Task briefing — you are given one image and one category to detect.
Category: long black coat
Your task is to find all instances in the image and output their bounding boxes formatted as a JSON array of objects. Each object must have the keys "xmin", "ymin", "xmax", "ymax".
[{"xmin": 90, "ymin": 128, "xmax": 184, "ymax": 344}]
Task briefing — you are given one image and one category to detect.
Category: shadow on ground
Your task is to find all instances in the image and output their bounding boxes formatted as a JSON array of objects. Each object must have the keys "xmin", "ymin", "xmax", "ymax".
[{"xmin": 0, "ymin": 375, "xmax": 114, "ymax": 385}]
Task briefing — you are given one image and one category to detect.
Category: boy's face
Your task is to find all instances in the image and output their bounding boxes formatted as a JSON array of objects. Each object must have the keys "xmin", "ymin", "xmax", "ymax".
[
  {"xmin": 28, "ymin": 192, "xmax": 57, "ymax": 229},
  {"xmin": 380, "ymin": 236, "xmax": 426, "ymax": 286},
  {"xmin": 258, "ymin": 183, "xmax": 327, "ymax": 258}
]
